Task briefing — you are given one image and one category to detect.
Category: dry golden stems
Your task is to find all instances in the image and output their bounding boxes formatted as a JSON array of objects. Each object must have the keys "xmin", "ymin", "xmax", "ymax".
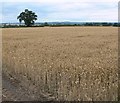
[{"xmin": 2, "ymin": 27, "xmax": 118, "ymax": 101}]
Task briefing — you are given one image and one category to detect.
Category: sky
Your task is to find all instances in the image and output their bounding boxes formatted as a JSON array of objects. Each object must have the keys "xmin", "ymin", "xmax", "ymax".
[{"xmin": 0, "ymin": 0, "xmax": 119, "ymax": 23}]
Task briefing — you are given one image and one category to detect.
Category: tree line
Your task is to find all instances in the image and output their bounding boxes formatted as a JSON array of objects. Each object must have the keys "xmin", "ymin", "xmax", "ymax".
[{"xmin": 1, "ymin": 9, "xmax": 119, "ymax": 28}]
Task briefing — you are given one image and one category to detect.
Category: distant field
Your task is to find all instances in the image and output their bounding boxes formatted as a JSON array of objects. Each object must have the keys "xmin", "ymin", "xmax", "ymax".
[{"xmin": 2, "ymin": 27, "xmax": 118, "ymax": 101}]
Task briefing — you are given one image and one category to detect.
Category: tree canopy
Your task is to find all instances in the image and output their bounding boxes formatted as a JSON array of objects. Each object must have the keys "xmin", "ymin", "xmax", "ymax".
[{"xmin": 17, "ymin": 9, "xmax": 37, "ymax": 27}]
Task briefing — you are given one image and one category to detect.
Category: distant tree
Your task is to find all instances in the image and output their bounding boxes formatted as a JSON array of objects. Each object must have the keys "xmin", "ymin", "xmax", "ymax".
[
  {"xmin": 17, "ymin": 9, "xmax": 37, "ymax": 27},
  {"xmin": 44, "ymin": 22, "xmax": 49, "ymax": 26}
]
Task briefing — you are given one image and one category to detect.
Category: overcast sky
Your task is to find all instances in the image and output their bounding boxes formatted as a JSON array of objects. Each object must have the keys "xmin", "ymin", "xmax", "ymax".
[{"xmin": 1, "ymin": 0, "xmax": 119, "ymax": 23}]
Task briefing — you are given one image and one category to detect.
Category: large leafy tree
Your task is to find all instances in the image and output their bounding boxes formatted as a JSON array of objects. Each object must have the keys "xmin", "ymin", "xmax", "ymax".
[{"xmin": 17, "ymin": 9, "xmax": 37, "ymax": 27}]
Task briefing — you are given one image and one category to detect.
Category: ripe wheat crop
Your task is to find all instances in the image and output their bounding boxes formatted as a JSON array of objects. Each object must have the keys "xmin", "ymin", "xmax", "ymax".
[{"xmin": 2, "ymin": 27, "xmax": 118, "ymax": 101}]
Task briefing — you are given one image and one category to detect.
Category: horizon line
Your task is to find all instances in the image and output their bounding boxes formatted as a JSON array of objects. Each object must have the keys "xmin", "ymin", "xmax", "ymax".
[{"xmin": 0, "ymin": 21, "xmax": 118, "ymax": 24}]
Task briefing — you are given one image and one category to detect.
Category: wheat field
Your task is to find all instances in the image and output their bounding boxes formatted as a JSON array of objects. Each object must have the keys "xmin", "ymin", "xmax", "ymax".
[{"xmin": 2, "ymin": 27, "xmax": 118, "ymax": 101}]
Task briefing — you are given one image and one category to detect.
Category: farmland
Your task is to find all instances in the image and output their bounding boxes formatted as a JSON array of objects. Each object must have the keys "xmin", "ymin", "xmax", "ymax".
[{"xmin": 2, "ymin": 27, "xmax": 118, "ymax": 101}]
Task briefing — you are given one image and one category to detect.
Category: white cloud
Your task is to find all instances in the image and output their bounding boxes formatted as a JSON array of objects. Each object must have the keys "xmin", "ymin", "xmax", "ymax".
[
  {"xmin": 44, "ymin": 7, "xmax": 117, "ymax": 22},
  {"xmin": 37, "ymin": 1, "xmax": 118, "ymax": 22}
]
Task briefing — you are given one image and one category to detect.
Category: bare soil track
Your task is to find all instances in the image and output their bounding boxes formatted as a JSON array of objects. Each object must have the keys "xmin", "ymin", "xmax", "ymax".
[{"xmin": 2, "ymin": 72, "xmax": 55, "ymax": 101}]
